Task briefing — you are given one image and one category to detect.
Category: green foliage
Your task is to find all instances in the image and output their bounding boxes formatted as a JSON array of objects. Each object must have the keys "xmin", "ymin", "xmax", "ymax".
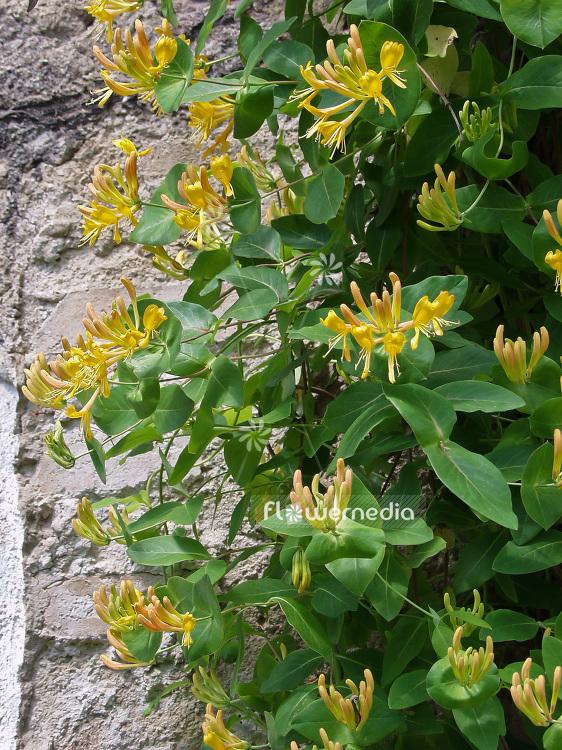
[{"xmin": 30, "ymin": 0, "xmax": 562, "ymax": 747}]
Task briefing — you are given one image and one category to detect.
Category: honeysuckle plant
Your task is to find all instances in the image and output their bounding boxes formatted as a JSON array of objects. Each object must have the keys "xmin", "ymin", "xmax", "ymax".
[{"xmin": 23, "ymin": 0, "xmax": 562, "ymax": 748}]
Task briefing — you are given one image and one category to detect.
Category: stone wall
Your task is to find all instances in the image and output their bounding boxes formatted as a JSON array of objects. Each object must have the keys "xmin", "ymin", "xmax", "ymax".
[{"xmin": 0, "ymin": 0, "xmax": 284, "ymax": 747}]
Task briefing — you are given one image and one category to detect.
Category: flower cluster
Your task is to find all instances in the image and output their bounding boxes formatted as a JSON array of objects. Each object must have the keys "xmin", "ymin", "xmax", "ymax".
[
  {"xmin": 202, "ymin": 704, "xmax": 250, "ymax": 750},
  {"xmin": 188, "ymin": 95, "xmax": 235, "ymax": 158},
  {"xmin": 135, "ymin": 587, "xmax": 197, "ymax": 647},
  {"xmin": 78, "ymin": 137, "xmax": 150, "ymax": 247},
  {"xmin": 318, "ymin": 669, "xmax": 374, "ymax": 731},
  {"xmin": 72, "ymin": 497, "xmax": 131, "ymax": 546},
  {"xmin": 416, "ymin": 164, "xmax": 463, "ymax": 232},
  {"xmin": 161, "ymin": 159, "xmax": 231, "ymax": 249},
  {"xmin": 448, "ymin": 626, "xmax": 495, "ymax": 688},
  {"xmin": 22, "ymin": 278, "xmax": 166, "ymax": 441},
  {"xmin": 290, "ymin": 458, "xmax": 352, "ymax": 532},
  {"xmin": 92, "ymin": 19, "xmax": 180, "ymax": 113},
  {"xmin": 94, "ymin": 580, "xmax": 196, "ymax": 669},
  {"xmin": 544, "ymin": 199, "xmax": 562, "ymax": 293},
  {"xmin": 459, "ymin": 101, "xmax": 493, "ymax": 143},
  {"xmin": 191, "ymin": 667, "xmax": 231, "ymax": 710},
  {"xmin": 511, "ymin": 657, "xmax": 561, "ymax": 727},
  {"xmin": 85, "ymin": 0, "xmax": 142, "ymax": 43},
  {"xmin": 444, "ymin": 589, "xmax": 484, "ymax": 637},
  {"xmin": 296, "ymin": 26, "xmax": 406, "ymax": 151},
  {"xmin": 493, "ymin": 324, "xmax": 549, "ymax": 385},
  {"xmin": 321, "ymin": 273, "xmax": 455, "ymax": 383}
]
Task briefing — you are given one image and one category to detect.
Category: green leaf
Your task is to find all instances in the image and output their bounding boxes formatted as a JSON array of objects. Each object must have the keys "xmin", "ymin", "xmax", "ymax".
[
  {"xmin": 434, "ymin": 381, "xmax": 525, "ymax": 412},
  {"xmin": 238, "ymin": 16, "xmax": 263, "ymax": 63},
  {"xmin": 218, "ymin": 264, "xmax": 288, "ymax": 299},
  {"xmin": 488, "ymin": 444, "xmax": 537, "ymax": 483},
  {"xmin": 261, "ymin": 649, "xmax": 324, "ymax": 693},
  {"xmin": 456, "ymin": 184, "xmax": 526, "ymax": 233},
  {"xmin": 366, "ymin": 551, "xmax": 409, "ymax": 620},
  {"xmin": 154, "ymin": 39, "xmax": 194, "ymax": 114},
  {"xmin": 181, "ymin": 77, "xmax": 242, "ymax": 104},
  {"xmin": 311, "ymin": 574, "xmax": 359, "ymax": 617},
  {"xmin": 406, "ymin": 537, "xmax": 447, "ymax": 568},
  {"xmin": 452, "ymin": 700, "xmax": 500, "ymax": 750},
  {"xmin": 359, "ymin": 21, "xmax": 422, "ymax": 129},
  {"xmin": 461, "ymin": 128, "xmax": 529, "ymax": 180},
  {"xmin": 544, "ymin": 723, "xmax": 562, "ymax": 750},
  {"xmin": 243, "ymin": 17, "xmax": 296, "ymax": 77},
  {"xmin": 453, "ymin": 531, "xmax": 509, "ymax": 593},
  {"xmin": 425, "ymin": 441, "xmax": 518, "ymax": 529},
  {"xmin": 427, "ymin": 657, "xmax": 500, "ymax": 709},
  {"xmin": 269, "ymin": 596, "xmax": 332, "ymax": 659},
  {"xmin": 530, "ymin": 398, "xmax": 562, "ymax": 437},
  {"xmin": 493, "ymin": 531, "xmax": 562, "ymax": 573},
  {"xmin": 304, "ymin": 165, "xmax": 345, "ymax": 224},
  {"xmin": 326, "ymin": 553, "xmax": 384, "ymax": 596},
  {"xmin": 195, "ymin": 0, "xmax": 228, "ymax": 55},
  {"xmin": 130, "ymin": 162, "xmax": 186, "ymax": 245},
  {"xmin": 500, "ymin": 0, "xmax": 562, "ymax": 48},
  {"xmin": 90, "ymin": 386, "xmax": 139, "ymax": 436},
  {"xmin": 401, "ymin": 274, "xmax": 468, "ymax": 315},
  {"xmin": 232, "ymin": 226, "xmax": 281, "ymax": 262},
  {"xmin": 233, "ymin": 85, "xmax": 274, "ymax": 139},
  {"xmin": 271, "ymin": 215, "xmax": 331, "ymax": 250},
  {"xmin": 468, "ymin": 42, "xmax": 495, "ymax": 97},
  {"xmin": 305, "ymin": 521, "xmax": 385, "ymax": 564},
  {"xmin": 189, "ymin": 575, "xmax": 224, "ymax": 661},
  {"xmin": 324, "ymin": 381, "xmax": 389, "ymax": 434},
  {"xmin": 204, "ymin": 354, "xmax": 244, "ymax": 408},
  {"xmin": 152, "ymin": 384, "xmax": 194, "ymax": 434},
  {"xmin": 442, "ymin": 0, "xmax": 502, "ymax": 19},
  {"xmin": 127, "ymin": 501, "xmax": 203, "ymax": 534},
  {"xmin": 391, "ymin": 0, "xmax": 432, "ymax": 45},
  {"xmin": 542, "ymin": 636, "xmax": 562, "ymax": 682},
  {"xmin": 228, "ymin": 167, "xmax": 261, "ymax": 234},
  {"xmin": 426, "ymin": 347, "xmax": 497, "ymax": 387},
  {"xmin": 224, "ymin": 432, "xmax": 264, "ymax": 486},
  {"xmin": 221, "ymin": 578, "xmax": 296, "ymax": 605},
  {"xmin": 127, "ymin": 535, "xmax": 211, "ymax": 566},
  {"xmin": 482, "ymin": 610, "xmax": 539, "ymax": 642},
  {"xmin": 129, "ymin": 300, "xmax": 182, "ymax": 379},
  {"xmin": 121, "ymin": 628, "xmax": 162, "ymax": 663},
  {"xmin": 404, "ymin": 103, "xmax": 460, "ymax": 177},
  {"xmin": 388, "ymin": 670, "xmax": 429, "ymax": 709},
  {"xmin": 521, "ymin": 443, "xmax": 562, "ymax": 530},
  {"xmin": 224, "ymin": 289, "xmax": 279, "ymax": 321},
  {"xmin": 105, "ymin": 424, "xmax": 162, "ymax": 459},
  {"xmin": 383, "ymin": 382, "xmax": 457, "ymax": 447},
  {"xmin": 86, "ymin": 435, "xmax": 106, "ymax": 483},
  {"xmin": 263, "ymin": 40, "xmax": 314, "ymax": 78},
  {"xmin": 499, "ymin": 56, "xmax": 562, "ymax": 110},
  {"xmin": 382, "ymin": 616, "xmax": 427, "ymax": 685},
  {"xmin": 334, "ymin": 395, "xmax": 396, "ymax": 459},
  {"xmin": 127, "ymin": 377, "xmax": 160, "ymax": 419}
]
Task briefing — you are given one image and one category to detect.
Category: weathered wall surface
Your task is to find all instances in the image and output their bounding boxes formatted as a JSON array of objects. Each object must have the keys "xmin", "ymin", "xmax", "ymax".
[{"xmin": 0, "ymin": 0, "xmax": 283, "ymax": 747}]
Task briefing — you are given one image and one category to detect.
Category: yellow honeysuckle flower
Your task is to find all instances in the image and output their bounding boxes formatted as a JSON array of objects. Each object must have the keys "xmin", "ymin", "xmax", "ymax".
[
  {"xmin": 448, "ymin": 626, "xmax": 495, "ymax": 689},
  {"xmin": 135, "ymin": 587, "xmax": 196, "ymax": 647},
  {"xmin": 77, "ymin": 138, "xmax": 149, "ymax": 247},
  {"xmin": 544, "ymin": 201, "xmax": 562, "ymax": 293},
  {"xmin": 320, "ymin": 273, "xmax": 455, "ymax": 383},
  {"xmin": 416, "ymin": 164, "xmax": 463, "ymax": 232},
  {"xmin": 161, "ymin": 163, "xmax": 229, "ymax": 249},
  {"xmin": 202, "ymin": 704, "xmax": 250, "ymax": 750},
  {"xmin": 191, "ymin": 667, "xmax": 231, "ymax": 709},
  {"xmin": 545, "ymin": 249, "xmax": 562, "ymax": 292},
  {"xmin": 295, "ymin": 25, "xmax": 407, "ymax": 151},
  {"xmin": 318, "ymin": 669, "xmax": 374, "ymax": 731},
  {"xmin": 411, "ymin": 290, "xmax": 455, "ymax": 349},
  {"xmin": 22, "ymin": 279, "xmax": 166, "ymax": 441},
  {"xmin": 511, "ymin": 658, "xmax": 561, "ymax": 727},
  {"xmin": 84, "ymin": 0, "xmax": 142, "ymax": 43},
  {"xmin": 493, "ymin": 324, "xmax": 549, "ymax": 385},
  {"xmin": 210, "ymin": 154, "xmax": 234, "ymax": 196},
  {"xmin": 290, "ymin": 458, "xmax": 352, "ymax": 532},
  {"xmin": 188, "ymin": 99, "xmax": 235, "ymax": 158},
  {"xmin": 93, "ymin": 579, "xmax": 144, "ymax": 632},
  {"xmin": 91, "ymin": 19, "xmax": 180, "ymax": 113}
]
